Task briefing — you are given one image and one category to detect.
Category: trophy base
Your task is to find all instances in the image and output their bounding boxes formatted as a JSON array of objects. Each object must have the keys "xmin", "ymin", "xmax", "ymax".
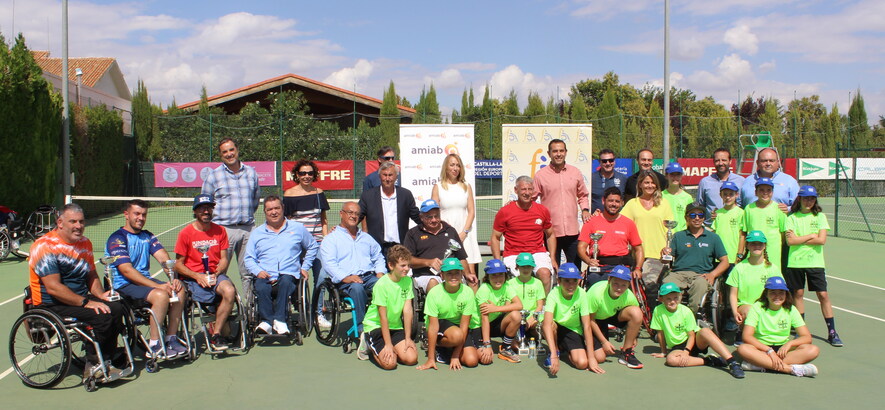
[
  {"xmin": 661, "ymin": 256, "xmax": 673, "ymax": 262},
  {"xmin": 206, "ymin": 277, "xmax": 216, "ymax": 286},
  {"xmin": 169, "ymin": 295, "xmax": 180, "ymax": 303},
  {"xmin": 107, "ymin": 294, "xmax": 121, "ymax": 302},
  {"xmin": 587, "ymin": 267, "xmax": 601, "ymax": 273}
]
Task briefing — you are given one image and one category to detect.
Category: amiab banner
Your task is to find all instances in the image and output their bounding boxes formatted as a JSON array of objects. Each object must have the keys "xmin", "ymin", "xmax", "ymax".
[
  {"xmin": 399, "ymin": 124, "xmax": 475, "ymax": 203},
  {"xmin": 798, "ymin": 158, "xmax": 853, "ymax": 180},
  {"xmin": 501, "ymin": 124, "xmax": 592, "ymax": 203}
]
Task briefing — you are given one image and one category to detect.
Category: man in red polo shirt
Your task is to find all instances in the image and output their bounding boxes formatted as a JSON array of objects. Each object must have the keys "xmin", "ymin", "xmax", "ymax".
[
  {"xmin": 491, "ymin": 176, "xmax": 557, "ymax": 293},
  {"xmin": 578, "ymin": 186, "xmax": 645, "ymax": 287}
]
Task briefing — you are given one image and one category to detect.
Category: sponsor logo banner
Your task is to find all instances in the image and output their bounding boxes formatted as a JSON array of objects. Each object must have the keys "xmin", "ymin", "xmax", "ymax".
[
  {"xmin": 283, "ymin": 160, "xmax": 354, "ymax": 191},
  {"xmin": 476, "ymin": 160, "xmax": 502, "ymax": 179},
  {"xmin": 855, "ymin": 158, "xmax": 885, "ymax": 180},
  {"xmin": 399, "ymin": 125, "xmax": 475, "ymax": 203},
  {"xmin": 155, "ymin": 162, "xmax": 276, "ymax": 188},
  {"xmin": 798, "ymin": 158, "xmax": 853, "ymax": 180}
]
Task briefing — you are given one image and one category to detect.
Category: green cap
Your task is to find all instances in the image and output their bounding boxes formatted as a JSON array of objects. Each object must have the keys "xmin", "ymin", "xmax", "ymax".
[
  {"xmin": 659, "ymin": 282, "xmax": 682, "ymax": 296},
  {"xmin": 746, "ymin": 230, "xmax": 767, "ymax": 243},
  {"xmin": 440, "ymin": 258, "xmax": 462, "ymax": 272},
  {"xmin": 515, "ymin": 252, "xmax": 535, "ymax": 267}
]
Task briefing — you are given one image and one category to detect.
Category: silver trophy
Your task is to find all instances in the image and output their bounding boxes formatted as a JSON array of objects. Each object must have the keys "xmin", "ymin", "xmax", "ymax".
[
  {"xmin": 430, "ymin": 239, "xmax": 463, "ymax": 275},
  {"xmin": 662, "ymin": 220, "xmax": 678, "ymax": 263},
  {"xmin": 587, "ymin": 232, "xmax": 604, "ymax": 273},
  {"xmin": 99, "ymin": 256, "xmax": 121, "ymax": 302},
  {"xmin": 195, "ymin": 243, "xmax": 215, "ymax": 285},
  {"xmin": 162, "ymin": 260, "xmax": 179, "ymax": 303}
]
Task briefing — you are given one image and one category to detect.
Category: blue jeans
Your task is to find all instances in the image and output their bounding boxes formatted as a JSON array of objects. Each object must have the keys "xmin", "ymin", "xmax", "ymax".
[
  {"xmin": 254, "ymin": 275, "xmax": 296, "ymax": 323},
  {"xmin": 337, "ymin": 271, "xmax": 379, "ymax": 333}
]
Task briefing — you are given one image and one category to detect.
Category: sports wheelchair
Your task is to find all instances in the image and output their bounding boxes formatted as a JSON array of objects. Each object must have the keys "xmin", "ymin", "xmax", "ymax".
[
  {"xmin": 121, "ymin": 295, "xmax": 196, "ymax": 372},
  {"xmin": 410, "ymin": 282, "xmax": 428, "ymax": 351},
  {"xmin": 184, "ymin": 281, "xmax": 250, "ymax": 355},
  {"xmin": 8, "ymin": 288, "xmax": 136, "ymax": 392},
  {"xmin": 244, "ymin": 275, "xmax": 312, "ymax": 346},
  {"xmin": 312, "ymin": 278, "xmax": 359, "ymax": 352}
]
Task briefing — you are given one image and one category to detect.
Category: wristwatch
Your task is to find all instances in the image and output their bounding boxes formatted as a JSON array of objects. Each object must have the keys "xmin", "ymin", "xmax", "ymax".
[{"xmin": 80, "ymin": 297, "xmax": 89, "ymax": 307}]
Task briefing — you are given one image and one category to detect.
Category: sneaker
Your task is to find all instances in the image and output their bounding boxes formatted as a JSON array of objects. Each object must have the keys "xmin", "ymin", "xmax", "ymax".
[
  {"xmin": 792, "ymin": 363, "xmax": 819, "ymax": 378},
  {"xmin": 166, "ymin": 338, "xmax": 188, "ymax": 358},
  {"xmin": 209, "ymin": 333, "xmax": 229, "ymax": 351},
  {"xmin": 618, "ymin": 349, "xmax": 643, "ymax": 369},
  {"xmin": 317, "ymin": 314, "xmax": 332, "ymax": 329},
  {"xmin": 435, "ymin": 348, "xmax": 451, "ymax": 364},
  {"xmin": 741, "ymin": 361, "xmax": 766, "ymax": 372},
  {"xmin": 728, "ymin": 361, "xmax": 746, "ymax": 379},
  {"xmin": 357, "ymin": 332, "xmax": 369, "ymax": 361},
  {"xmin": 145, "ymin": 342, "xmax": 166, "ymax": 359},
  {"xmin": 255, "ymin": 321, "xmax": 272, "ymax": 335},
  {"xmin": 724, "ymin": 317, "xmax": 739, "ymax": 332},
  {"xmin": 498, "ymin": 347, "xmax": 521, "ymax": 363},
  {"xmin": 272, "ymin": 320, "xmax": 290, "ymax": 335},
  {"xmin": 706, "ymin": 355, "xmax": 727, "ymax": 368},
  {"xmin": 733, "ymin": 333, "xmax": 743, "ymax": 347},
  {"xmin": 828, "ymin": 332, "xmax": 844, "ymax": 347}
]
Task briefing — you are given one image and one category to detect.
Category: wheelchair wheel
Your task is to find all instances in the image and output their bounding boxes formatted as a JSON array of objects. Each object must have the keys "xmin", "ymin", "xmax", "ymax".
[
  {"xmin": 313, "ymin": 281, "xmax": 340, "ymax": 346},
  {"xmin": 25, "ymin": 205, "xmax": 58, "ymax": 239},
  {"xmin": 8, "ymin": 310, "xmax": 73, "ymax": 388},
  {"xmin": 295, "ymin": 277, "xmax": 312, "ymax": 337},
  {"xmin": 0, "ymin": 230, "xmax": 10, "ymax": 260},
  {"xmin": 698, "ymin": 278, "xmax": 725, "ymax": 336},
  {"xmin": 10, "ymin": 230, "xmax": 35, "ymax": 259}
]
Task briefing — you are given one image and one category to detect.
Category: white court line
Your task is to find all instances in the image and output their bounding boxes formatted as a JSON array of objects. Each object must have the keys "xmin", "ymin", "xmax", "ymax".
[
  {"xmin": 0, "ymin": 352, "xmax": 34, "ymax": 380},
  {"xmin": 804, "ymin": 298, "xmax": 885, "ymax": 323},
  {"xmin": 829, "ymin": 275, "xmax": 885, "ymax": 291}
]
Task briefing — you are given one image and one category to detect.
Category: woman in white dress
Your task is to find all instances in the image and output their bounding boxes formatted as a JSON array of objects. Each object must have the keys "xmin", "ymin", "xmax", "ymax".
[{"xmin": 432, "ymin": 153, "xmax": 482, "ymax": 279}]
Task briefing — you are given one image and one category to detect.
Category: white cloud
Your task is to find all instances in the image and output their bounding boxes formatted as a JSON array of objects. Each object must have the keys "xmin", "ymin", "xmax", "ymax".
[
  {"xmin": 604, "ymin": 27, "xmax": 721, "ymax": 61},
  {"xmin": 567, "ymin": 0, "xmax": 656, "ymax": 20},
  {"xmin": 723, "ymin": 24, "xmax": 758, "ymax": 55},
  {"xmin": 677, "ymin": 0, "xmax": 799, "ymax": 16},
  {"xmin": 448, "ymin": 62, "xmax": 496, "ymax": 71},
  {"xmin": 424, "ymin": 68, "xmax": 464, "ymax": 90},
  {"xmin": 758, "ymin": 60, "xmax": 776, "ymax": 73},
  {"xmin": 324, "ymin": 59, "xmax": 374, "ymax": 91}
]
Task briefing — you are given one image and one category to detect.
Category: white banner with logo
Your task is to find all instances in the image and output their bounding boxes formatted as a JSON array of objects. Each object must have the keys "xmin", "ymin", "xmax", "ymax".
[
  {"xmin": 798, "ymin": 158, "xmax": 853, "ymax": 180},
  {"xmin": 399, "ymin": 124, "xmax": 476, "ymax": 203},
  {"xmin": 855, "ymin": 158, "xmax": 885, "ymax": 180},
  {"xmin": 501, "ymin": 124, "xmax": 593, "ymax": 203}
]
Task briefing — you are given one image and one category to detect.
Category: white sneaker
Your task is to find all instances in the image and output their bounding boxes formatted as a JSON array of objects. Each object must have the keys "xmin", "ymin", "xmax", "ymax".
[
  {"xmin": 255, "ymin": 321, "xmax": 272, "ymax": 335},
  {"xmin": 741, "ymin": 361, "xmax": 766, "ymax": 372},
  {"xmin": 357, "ymin": 332, "xmax": 370, "ymax": 361},
  {"xmin": 273, "ymin": 320, "xmax": 290, "ymax": 335},
  {"xmin": 317, "ymin": 314, "xmax": 332, "ymax": 329},
  {"xmin": 792, "ymin": 363, "xmax": 818, "ymax": 378}
]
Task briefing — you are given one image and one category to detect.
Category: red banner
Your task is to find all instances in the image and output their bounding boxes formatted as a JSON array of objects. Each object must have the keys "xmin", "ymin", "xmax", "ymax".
[
  {"xmin": 676, "ymin": 158, "xmax": 798, "ymax": 186},
  {"xmin": 283, "ymin": 160, "xmax": 354, "ymax": 191},
  {"xmin": 364, "ymin": 160, "xmax": 401, "ymax": 176}
]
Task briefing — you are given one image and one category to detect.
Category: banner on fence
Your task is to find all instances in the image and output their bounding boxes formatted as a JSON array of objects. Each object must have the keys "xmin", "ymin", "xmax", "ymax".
[
  {"xmin": 854, "ymin": 158, "xmax": 885, "ymax": 180},
  {"xmin": 475, "ymin": 160, "xmax": 502, "ymax": 179},
  {"xmin": 282, "ymin": 160, "xmax": 354, "ymax": 191},
  {"xmin": 798, "ymin": 158, "xmax": 853, "ymax": 180},
  {"xmin": 154, "ymin": 162, "xmax": 277, "ymax": 188},
  {"xmin": 399, "ymin": 124, "xmax": 476, "ymax": 203}
]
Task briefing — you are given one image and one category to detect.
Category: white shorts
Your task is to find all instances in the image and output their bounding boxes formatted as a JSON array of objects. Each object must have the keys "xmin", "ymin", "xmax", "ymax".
[
  {"xmin": 413, "ymin": 275, "xmax": 442, "ymax": 290},
  {"xmin": 503, "ymin": 252, "xmax": 553, "ymax": 277}
]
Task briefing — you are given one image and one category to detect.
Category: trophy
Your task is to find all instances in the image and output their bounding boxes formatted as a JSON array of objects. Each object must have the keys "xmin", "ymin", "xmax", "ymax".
[
  {"xmin": 430, "ymin": 239, "xmax": 463, "ymax": 275},
  {"xmin": 662, "ymin": 220, "xmax": 678, "ymax": 263},
  {"xmin": 162, "ymin": 260, "xmax": 179, "ymax": 303},
  {"xmin": 195, "ymin": 243, "xmax": 215, "ymax": 285},
  {"xmin": 99, "ymin": 256, "xmax": 121, "ymax": 302},
  {"xmin": 587, "ymin": 232, "xmax": 604, "ymax": 273}
]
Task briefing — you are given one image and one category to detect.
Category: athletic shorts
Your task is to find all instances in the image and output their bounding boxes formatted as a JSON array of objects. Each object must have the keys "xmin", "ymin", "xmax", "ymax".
[
  {"xmin": 503, "ymin": 252, "xmax": 553, "ymax": 277},
  {"xmin": 367, "ymin": 328, "xmax": 406, "ymax": 356},
  {"xmin": 436, "ymin": 319, "xmax": 458, "ymax": 336},
  {"xmin": 184, "ymin": 274, "xmax": 232, "ymax": 304},
  {"xmin": 670, "ymin": 342, "xmax": 709, "ymax": 357},
  {"xmin": 556, "ymin": 324, "xmax": 586, "ymax": 352},
  {"xmin": 463, "ymin": 327, "xmax": 482, "ymax": 349},
  {"xmin": 784, "ymin": 268, "xmax": 828, "ymax": 292},
  {"xmin": 117, "ymin": 277, "xmax": 164, "ymax": 301},
  {"xmin": 487, "ymin": 315, "xmax": 505, "ymax": 338},
  {"xmin": 413, "ymin": 275, "xmax": 442, "ymax": 290},
  {"xmin": 595, "ymin": 313, "xmax": 627, "ymax": 342}
]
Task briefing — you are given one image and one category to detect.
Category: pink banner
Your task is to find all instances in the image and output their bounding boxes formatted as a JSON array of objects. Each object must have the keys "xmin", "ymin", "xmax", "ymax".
[{"xmin": 154, "ymin": 162, "xmax": 277, "ymax": 187}]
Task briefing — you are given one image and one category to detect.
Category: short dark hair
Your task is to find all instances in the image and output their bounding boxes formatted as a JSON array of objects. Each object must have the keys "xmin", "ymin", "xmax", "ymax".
[
  {"xmin": 599, "ymin": 148, "xmax": 615, "ymax": 157},
  {"xmin": 125, "ymin": 199, "xmax": 149, "ymax": 211},
  {"xmin": 713, "ymin": 148, "xmax": 731, "ymax": 160},
  {"xmin": 547, "ymin": 139, "xmax": 566, "ymax": 151},
  {"xmin": 636, "ymin": 148, "xmax": 654, "ymax": 160},
  {"xmin": 377, "ymin": 146, "xmax": 395, "ymax": 158},
  {"xmin": 292, "ymin": 159, "xmax": 319, "ymax": 179},
  {"xmin": 264, "ymin": 195, "xmax": 283, "ymax": 209},
  {"xmin": 602, "ymin": 186, "xmax": 623, "ymax": 200},
  {"xmin": 217, "ymin": 137, "xmax": 237, "ymax": 150},
  {"xmin": 386, "ymin": 244, "xmax": 412, "ymax": 266}
]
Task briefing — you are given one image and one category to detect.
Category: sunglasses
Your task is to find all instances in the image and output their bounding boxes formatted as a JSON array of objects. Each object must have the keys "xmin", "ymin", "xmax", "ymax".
[
  {"xmin": 381, "ymin": 156, "xmax": 395, "ymax": 161},
  {"xmin": 688, "ymin": 213, "xmax": 705, "ymax": 219},
  {"xmin": 297, "ymin": 171, "xmax": 315, "ymax": 176},
  {"xmin": 600, "ymin": 158, "xmax": 615, "ymax": 163}
]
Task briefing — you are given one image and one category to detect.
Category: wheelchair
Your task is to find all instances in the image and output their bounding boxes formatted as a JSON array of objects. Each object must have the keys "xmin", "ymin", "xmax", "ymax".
[
  {"xmin": 8, "ymin": 288, "xmax": 136, "ymax": 392},
  {"xmin": 410, "ymin": 282, "xmax": 428, "ymax": 351},
  {"xmin": 121, "ymin": 295, "xmax": 196, "ymax": 372},
  {"xmin": 244, "ymin": 275, "xmax": 312, "ymax": 346},
  {"xmin": 312, "ymin": 278, "xmax": 361, "ymax": 353},
  {"xmin": 184, "ymin": 281, "xmax": 250, "ymax": 355},
  {"xmin": 696, "ymin": 276, "xmax": 727, "ymax": 337},
  {"xmin": 1, "ymin": 213, "xmax": 37, "ymax": 259}
]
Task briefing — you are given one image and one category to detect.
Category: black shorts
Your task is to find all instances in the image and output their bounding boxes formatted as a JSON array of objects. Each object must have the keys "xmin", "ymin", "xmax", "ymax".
[
  {"xmin": 488, "ymin": 315, "xmax": 505, "ymax": 338},
  {"xmin": 670, "ymin": 342, "xmax": 709, "ymax": 357},
  {"xmin": 784, "ymin": 268, "xmax": 828, "ymax": 292},
  {"xmin": 367, "ymin": 328, "xmax": 407, "ymax": 355},
  {"xmin": 595, "ymin": 314, "xmax": 627, "ymax": 342},
  {"xmin": 437, "ymin": 319, "xmax": 458, "ymax": 337},
  {"xmin": 556, "ymin": 324, "xmax": 586, "ymax": 352},
  {"xmin": 463, "ymin": 327, "xmax": 482, "ymax": 349}
]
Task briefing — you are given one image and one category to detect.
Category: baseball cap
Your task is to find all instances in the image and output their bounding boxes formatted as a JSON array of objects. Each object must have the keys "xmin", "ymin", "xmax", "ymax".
[
  {"xmin": 484, "ymin": 259, "xmax": 508, "ymax": 274},
  {"xmin": 764, "ymin": 276, "xmax": 789, "ymax": 291},
  {"xmin": 665, "ymin": 162, "xmax": 684, "ymax": 174},
  {"xmin": 798, "ymin": 185, "xmax": 818, "ymax": 197},
  {"xmin": 420, "ymin": 199, "xmax": 440, "ymax": 213},
  {"xmin": 746, "ymin": 230, "xmax": 767, "ymax": 243},
  {"xmin": 440, "ymin": 258, "xmax": 462, "ymax": 272},
  {"xmin": 659, "ymin": 282, "xmax": 682, "ymax": 296},
  {"xmin": 515, "ymin": 252, "xmax": 536, "ymax": 267},
  {"xmin": 720, "ymin": 181, "xmax": 739, "ymax": 192},
  {"xmin": 192, "ymin": 194, "xmax": 215, "ymax": 210},
  {"xmin": 608, "ymin": 265, "xmax": 632, "ymax": 281},
  {"xmin": 684, "ymin": 202, "xmax": 706, "ymax": 217},
  {"xmin": 557, "ymin": 263, "xmax": 581, "ymax": 279},
  {"xmin": 755, "ymin": 177, "xmax": 774, "ymax": 188}
]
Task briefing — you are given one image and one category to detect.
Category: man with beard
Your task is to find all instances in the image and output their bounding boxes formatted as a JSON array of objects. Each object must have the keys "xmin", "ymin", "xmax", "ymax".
[{"xmin": 696, "ymin": 148, "xmax": 745, "ymax": 225}]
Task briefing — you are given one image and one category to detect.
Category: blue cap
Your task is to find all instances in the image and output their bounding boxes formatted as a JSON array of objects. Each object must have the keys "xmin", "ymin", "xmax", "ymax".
[
  {"xmin": 765, "ymin": 276, "xmax": 789, "ymax": 291},
  {"xmin": 755, "ymin": 177, "xmax": 774, "ymax": 188},
  {"xmin": 798, "ymin": 185, "xmax": 818, "ymax": 197},
  {"xmin": 419, "ymin": 199, "xmax": 440, "ymax": 213},
  {"xmin": 608, "ymin": 265, "xmax": 632, "ymax": 281},
  {"xmin": 665, "ymin": 162, "xmax": 683, "ymax": 174},
  {"xmin": 557, "ymin": 263, "xmax": 582, "ymax": 279},
  {"xmin": 192, "ymin": 194, "xmax": 215, "ymax": 210},
  {"xmin": 484, "ymin": 259, "xmax": 508, "ymax": 274},
  {"xmin": 720, "ymin": 181, "xmax": 739, "ymax": 192}
]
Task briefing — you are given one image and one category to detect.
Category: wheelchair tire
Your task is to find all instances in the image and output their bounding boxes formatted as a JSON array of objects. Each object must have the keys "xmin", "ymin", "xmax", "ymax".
[
  {"xmin": 296, "ymin": 277, "xmax": 312, "ymax": 337},
  {"xmin": 10, "ymin": 230, "xmax": 35, "ymax": 259},
  {"xmin": 313, "ymin": 281, "xmax": 340, "ymax": 346},
  {"xmin": 8, "ymin": 310, "xmax": 73, "ymax": 389},
  {"xmin": 0, "ymin": 230, "xmax": 10, "ymax": 260}
]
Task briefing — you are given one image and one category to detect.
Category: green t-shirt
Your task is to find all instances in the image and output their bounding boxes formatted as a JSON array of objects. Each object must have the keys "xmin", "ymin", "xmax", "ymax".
[
  {"xmin": 711, "ymin": 206, "xmax": 745, "ymax": 262},
  {"xmin": 424, "ymin": 283, "xmax": 476, "ymax": 326},
  {"xmin": 586, "ymin": 280, "xmax": 639, "ymax": 320},
  {"xmin": 744, "ymin": 302, "xmax": 805, "ymax": 346},
  {"xmin": 471, "ymin": 282, "xmax": 518, "ymax": 328},
  {"xmin": 725, "ymin": 261, "xmax": 783, "ymax": 306},
  {"xmin": 663, "ymin": 190, "xmax": 694, "ymax": 232},
  {"xmin": 743, "ymin": 202, "xmax": 786, "ymax": 267},
  {"xmin": 362, "ymin": 275, "xmax": 414, "ymax": 332},
  {"xmin": 650, "ymin": 304, "xmax": 700, "ymax": 349},
  {"xmin": 785, "ymin": 211, "xmax": 830, "ymax": 268},
  {"xmin": 544, "ymin": 286, "xmax": 590, "ymax": 335},
  {"xmin": 507, "ymin": 276, "xmax": 546, "ymax": 311}
]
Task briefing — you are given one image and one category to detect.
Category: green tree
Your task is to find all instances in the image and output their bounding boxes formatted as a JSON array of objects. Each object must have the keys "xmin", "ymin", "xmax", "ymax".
[
  {"xmin": 524, "ymin": 92, "xmax": 546, "ymax": 123},
  {"xmin": 570, "ymin": 92, "xmax": 588, "ymax": 122},
  {"xmin": 592, "ymin": 90, "xmax": 620, "ymax": 156},
  {"xmin": 131, "ymin": 79, "xmax": 163, "ymax": 160},
  {"xmin": 848, "ymin": 90, "xmax": 871, "ymax": 150},
  {"xmin": 378, "ymin": 81, "xmax": 401, "ymax": 150},
  {"xmin": 71, "ymin": 104, "xmax": 124, "ymax": 196},
  {"xmin": 413, "ymin": 84, "xmax": 441, "ymax": 124}
]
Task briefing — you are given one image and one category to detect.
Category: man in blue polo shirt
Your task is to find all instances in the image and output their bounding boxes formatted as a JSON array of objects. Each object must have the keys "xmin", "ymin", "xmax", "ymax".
[
  {"xmin": 590, "ymin": 148, "xmax": 628, "ymax": 214},
  {"xmin": 244, "ymin": 195, "xmax": 318, "ymax": 335},
  {"xmin": 661, "ymin": 203, "xmax": 729, "ymax": 313},
  {"xmin": 696, "ymin": 148, "xmax": 745, "ymax": 225},
  {"xmin": 740, "ymin": 148, "xmax": 799, "ymax": 212}
]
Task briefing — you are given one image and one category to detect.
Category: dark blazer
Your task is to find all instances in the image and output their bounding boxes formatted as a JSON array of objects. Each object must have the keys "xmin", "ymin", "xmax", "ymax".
[{"xmin": 358, "ymin": 186, "xmax": 421, "ymax": 246}]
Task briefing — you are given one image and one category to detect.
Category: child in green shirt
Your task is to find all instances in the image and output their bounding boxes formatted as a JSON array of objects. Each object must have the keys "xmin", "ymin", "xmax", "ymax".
[
  {"xmin": 586, "ymin": 265, "xmax": 644, "ymax": 369},
  {"xmin": 784, "ymin": 185, "xmax": 841, "ymax": 347},
  {"xmin": 543, "ymin": 263, "xmax": 603, "ymax": 375},
  {"xmin": 417, "ymin": 258, "xmax": 477, "ymax": 371},
  {"xmin": 650, "ymin": 282, "xmax": 744, "ymax": 378},
  {"xmin": 508, "ymin": 253, "xmax": 546, "ymax": 337},
  {"xmin": 662, "ymin": 162, "xmax": 694, "ymax": 232},
  {"xmin": 726, "ymin": 230, "xmax": 782, "ymax": 346},
  {"xmin": 740, "ymin": 178, "xmax": 786, "ymax": 267},
  {"xmin": 736, "ymin": 277, "xmax": 820, "ymax": 377},
  {"xmin": 363, "ymin": 245, "xmax": 418, "ymax": 369}
]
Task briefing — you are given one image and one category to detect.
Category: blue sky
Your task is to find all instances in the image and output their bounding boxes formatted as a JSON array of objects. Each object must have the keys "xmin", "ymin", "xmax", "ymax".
[{"xmin": 3, "ymin": 0, "xmax": 884, "ymax": 122}]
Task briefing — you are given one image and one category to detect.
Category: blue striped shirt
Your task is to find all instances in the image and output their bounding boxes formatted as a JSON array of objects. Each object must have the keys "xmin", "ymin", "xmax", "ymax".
[
  {"xmin": 202, "ymin": 162, "xmax": 260, "ymax": 226},
  {"xmin": 244, "ymin": 220, "xmax": 319, "ymax": 280}
]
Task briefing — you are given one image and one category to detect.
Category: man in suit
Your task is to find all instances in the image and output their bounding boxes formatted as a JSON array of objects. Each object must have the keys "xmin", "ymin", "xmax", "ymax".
[{"xmin": 358, "ymin": 161, "xmax": 421, "ymax": 256}]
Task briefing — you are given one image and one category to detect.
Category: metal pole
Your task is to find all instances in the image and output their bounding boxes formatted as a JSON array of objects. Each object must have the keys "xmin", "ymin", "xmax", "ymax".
[
  {"xmin": 662, "ymin": 0, "xmax": 670, "ymax": 165},
  {"xmin": 61, "ymin": 0, "xmax": 71, "ymax": 200},
  {"xmin": 834, "ymin": 143, "xmax": 840, "ymax": 237}
]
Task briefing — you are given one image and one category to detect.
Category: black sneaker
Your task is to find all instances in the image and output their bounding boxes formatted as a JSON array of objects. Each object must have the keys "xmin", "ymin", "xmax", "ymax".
[
  {"xmin": 707, "ymin": 355, "xmax": 727, "ymax": 368},
  {"xmin": 435, "ymin": 347, "xmax": 451, "ymax": 364},
  {"xmin": 828, "ymin": 332, "xmax": 844, "ymax": 347},
  {"xmin": 618, "ymin": 349, "xmax": 643, "ymax": 369},
  {"xmin": 728, "ymin": 361, "xmax": 746, "ymax": 379},
  {"xmin": 209, "ymin": 334, "xmax": 229, "ymax": 351}
]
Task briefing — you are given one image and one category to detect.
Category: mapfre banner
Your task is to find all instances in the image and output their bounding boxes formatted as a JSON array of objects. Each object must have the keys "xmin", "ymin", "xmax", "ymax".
[
  {"xmin": 501, "ymin": 125, "xmax": 592, "ymax": 203},
  {"xmin": 282, "ymin": 160, "xmax": 354, "ymax": 191},
  {"xmin": 399, "ymin": 125, "xmax": 476, "ymax": 203}
]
